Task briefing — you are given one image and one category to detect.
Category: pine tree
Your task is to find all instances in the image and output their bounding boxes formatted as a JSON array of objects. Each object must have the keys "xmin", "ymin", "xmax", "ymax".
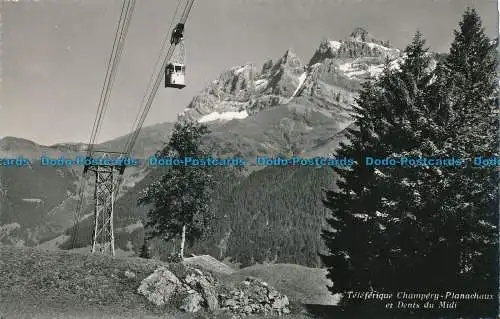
[
  {"xmin": 321, "ymin": 10, "xmax": 498, "ymax": 316},
  {"xmin": 138, "ymin": 120, "xmax": 215, "ymax": 260},
  {"xmin": 321, "ymin": 32, "xmax": 438, "ymax": 299},
  {"xmin": 428, "ymin": 8, "xmax": 498, "ymax": 294}
]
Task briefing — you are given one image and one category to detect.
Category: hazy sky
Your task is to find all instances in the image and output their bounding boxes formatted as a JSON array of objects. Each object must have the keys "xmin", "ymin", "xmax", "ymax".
[{"xmin": 1, "ymin": 0, "xmax": 498, "ymax": 145}]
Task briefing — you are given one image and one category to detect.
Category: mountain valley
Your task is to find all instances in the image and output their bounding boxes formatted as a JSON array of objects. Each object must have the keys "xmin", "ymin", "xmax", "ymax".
[{"xmin": 0, "ymin": 28, "xmax": 438, "ymax": 268}]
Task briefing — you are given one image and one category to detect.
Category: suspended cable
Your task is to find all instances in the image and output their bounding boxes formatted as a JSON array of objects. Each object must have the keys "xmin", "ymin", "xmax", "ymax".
[
  {"xmin": 71, "ymin": 0, "xmax": 136, "ymax": 249},
  {"xmin": 115, "ymin": 0, "xmax": 185, "ymax": 183},
  {"xmin": 72, "ymin": 0, "xmax": 196, "ymax": 249},
  {"xmin": 113, "ymin": 0, "xmax": 195, "ymax": 200},
  {"xmin": 122, "ymin": 0, "xmax": 182, "ymax": 156},
  {"xmin": 95, "ymin": 0, "xmax": 136, "ymax": 143},
  {"xmin": 124, "ymin": 0, "xmax": 195, "ymax": 157},
  {"xmin": 88, "ymin": 0, "xmax": 130, "ymax": 155}
]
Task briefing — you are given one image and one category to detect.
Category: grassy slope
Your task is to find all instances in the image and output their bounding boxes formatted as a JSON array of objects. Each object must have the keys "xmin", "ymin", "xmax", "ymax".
[
  {"xmin": 0, "ymin": 245, "xmax": 320, "ymax": 319},
  {"xmin": 0, "ymin": 245, "xmax": 182, "ymax": 318}
]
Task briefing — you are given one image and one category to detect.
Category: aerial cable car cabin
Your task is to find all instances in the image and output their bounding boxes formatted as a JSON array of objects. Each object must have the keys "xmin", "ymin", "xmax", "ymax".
[
  {"xmin": 165, "ymin": 63, "xmax": 186, "ymax": 89},
  {"xmin": 165, "ymin": 23, "xmax": 186, "ymax": 89}
]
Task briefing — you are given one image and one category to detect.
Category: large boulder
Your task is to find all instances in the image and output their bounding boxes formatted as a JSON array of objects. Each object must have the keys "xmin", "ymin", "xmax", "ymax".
[
  {"xmin": 180, "ymin": 291, "xmax": 204, "ymax": 313},
  {"xmin": 137, "ymin": 267, "xmax": 182, "ymax": 306},
  {"xmin": 184, "ymin": 269, "xmax": 219, "ymax": 310},
  {"xmin": 138, "ymin": 266, "xmax": 221, "ymax": 312},
  {"xmin": 138, "ymin": 267, "xmax": 291, "ymax": 316}
]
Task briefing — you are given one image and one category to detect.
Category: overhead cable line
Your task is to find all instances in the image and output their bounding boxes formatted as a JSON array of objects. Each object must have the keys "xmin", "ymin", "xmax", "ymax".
[
  {"xmin": 123, "ymin": 0, "xmax": 195, "ymax": 157},
  {"xmin": 88, "ymin": 0, "xmax": 135, "ymax": 156},
  {"xmin": 121, "ymin": 0, "xmax": 182, "ymax": 157},
  {"xmin": 113, "ymin": 0, "xmax": 195, "ymax": 200},
  {"xmin": 71, "ymin": 0, "xmax": 136, "ymax": 249},
  {"xmin": 94, "ymin": 0, "xmax": 136, "ymax": 146}
]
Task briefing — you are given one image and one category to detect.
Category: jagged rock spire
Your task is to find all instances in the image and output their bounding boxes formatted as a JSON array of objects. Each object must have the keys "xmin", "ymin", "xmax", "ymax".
[
  {"xmin": 277, "ymin": 48, "xmax": 303, "ymax": 69},
  {"xmin": 348, "ymin": 27, "xmax": 390, "ymax": 47},
  {"xmin": 349, "ymin": 27, "xmax": 371, "ymax": 42}
]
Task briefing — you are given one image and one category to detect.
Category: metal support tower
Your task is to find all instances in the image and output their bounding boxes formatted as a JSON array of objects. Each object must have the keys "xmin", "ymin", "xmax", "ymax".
[{"xmin": 84, "ymin": 154, "xmax": 126, "ymax": 256}]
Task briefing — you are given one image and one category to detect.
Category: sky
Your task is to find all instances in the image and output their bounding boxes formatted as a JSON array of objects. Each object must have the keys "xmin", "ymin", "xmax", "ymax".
[{"xmin": 0, "ymin": 0, "xmax": 498, "ymax": 145}]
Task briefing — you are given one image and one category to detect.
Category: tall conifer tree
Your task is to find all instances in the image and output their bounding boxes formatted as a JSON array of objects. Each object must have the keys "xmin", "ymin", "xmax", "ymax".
[
  {"xmin": 321, "ymin": 9, "xmax": 498, "ymax": 316},
  {"xmin": 321, "ymin": 32, "xmax": 437, "ymax": 297},
  {"xmin": 429, "ymin": 8, "xmax": 498, "ymax": 292}
]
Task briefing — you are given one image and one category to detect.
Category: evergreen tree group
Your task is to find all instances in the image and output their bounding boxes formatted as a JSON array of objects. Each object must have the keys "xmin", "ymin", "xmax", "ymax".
[{"xmin": 321, "ymin": 8, "xmax": 498, "ymax": 316}]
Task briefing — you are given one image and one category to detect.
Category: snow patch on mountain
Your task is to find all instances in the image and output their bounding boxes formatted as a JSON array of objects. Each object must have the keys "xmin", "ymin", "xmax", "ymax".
[
  {"xmin": 21, "ymin": 198, "xmax": 43, "ymax": 204},
  {"xmin": 338, "ymin": 62, "xmax": 365, "ymax": 78},
  {"xmin": 365, "ymin": 42, "xmax": 397, "ymax": 53},
  {"xmin": 337, "ymin": 54, "xmax": 406, "ymax": 80},
  {"xmin": 254, "ymin": 79, "xmax": 268, "ymax": 89},
  {"xmin": 337, "ymin": 59, "xmax": 385, "ymax": 79},
  {"xmin": 329, "ymin": 40, "xmax": 342, "ymax": 51},
  {"xmin": 198, "ymin": 110, "xmax": 249, "ymax": 123},
  {"xmin": 291, "ymin": 72, "xmax": 307, "ymax": 97},
  {"xmin": 234, "ymin": 64, "xmax": 251, "ymax": 75}
]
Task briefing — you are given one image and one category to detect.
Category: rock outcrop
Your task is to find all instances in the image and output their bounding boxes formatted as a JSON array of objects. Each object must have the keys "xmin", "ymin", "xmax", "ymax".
[
  {"xmin": 220, "ymin": 277, "xmax": 291, "ymax": 316},
  {"xmin": 184, "ymin": 269, "xmax": 219, "ymax": 310},
  {"xmin": 138, "ymin": 266, "xmax": 291, "ymax": 316},
  {"xmin": 137, "ymin": 267, "xmax": 182, "ymax": 307}
]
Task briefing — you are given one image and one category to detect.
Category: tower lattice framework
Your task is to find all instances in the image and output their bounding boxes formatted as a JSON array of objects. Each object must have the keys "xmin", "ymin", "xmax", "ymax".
[{"xmin": 86, "ymin": 163, "xmax": 118, "ymax": 256}]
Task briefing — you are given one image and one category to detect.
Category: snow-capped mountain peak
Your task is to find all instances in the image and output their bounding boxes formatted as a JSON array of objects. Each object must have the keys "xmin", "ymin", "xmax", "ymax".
[
  {"xmin": 178, "ymin": 28, "xmax": 434, "ymax": 124},
  {"xmin": 309, "ymin": 28, "xmax": 400, "ymax": 65},
  {"xmin": 348, "ymin": 27, "xmax": 386, "ymax": 45},
  {"xmin": 178, "ymin": 47, "xmax": 309, "ymax": 123}
]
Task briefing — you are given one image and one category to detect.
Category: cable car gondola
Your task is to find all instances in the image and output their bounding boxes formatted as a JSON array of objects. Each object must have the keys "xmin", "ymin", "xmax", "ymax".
[
  {"xmin": 165, "ymin": 62, "xmax": 186, "ymax": 89},
  {"xmin": 166, "ymin": 23, "xmax": 186, "ymax": 89}
]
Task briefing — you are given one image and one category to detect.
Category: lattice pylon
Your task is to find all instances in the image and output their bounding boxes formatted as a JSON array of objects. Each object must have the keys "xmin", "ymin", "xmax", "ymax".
[{"xmin": 90, "ymin": 165, "xmax": 116, "ymax": 256}]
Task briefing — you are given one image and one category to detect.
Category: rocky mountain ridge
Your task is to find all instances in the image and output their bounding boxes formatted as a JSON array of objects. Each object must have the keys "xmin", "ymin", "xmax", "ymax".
[{"xmin": 179, "ymin": 27, "xmax": 404, "ymax": 124}]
